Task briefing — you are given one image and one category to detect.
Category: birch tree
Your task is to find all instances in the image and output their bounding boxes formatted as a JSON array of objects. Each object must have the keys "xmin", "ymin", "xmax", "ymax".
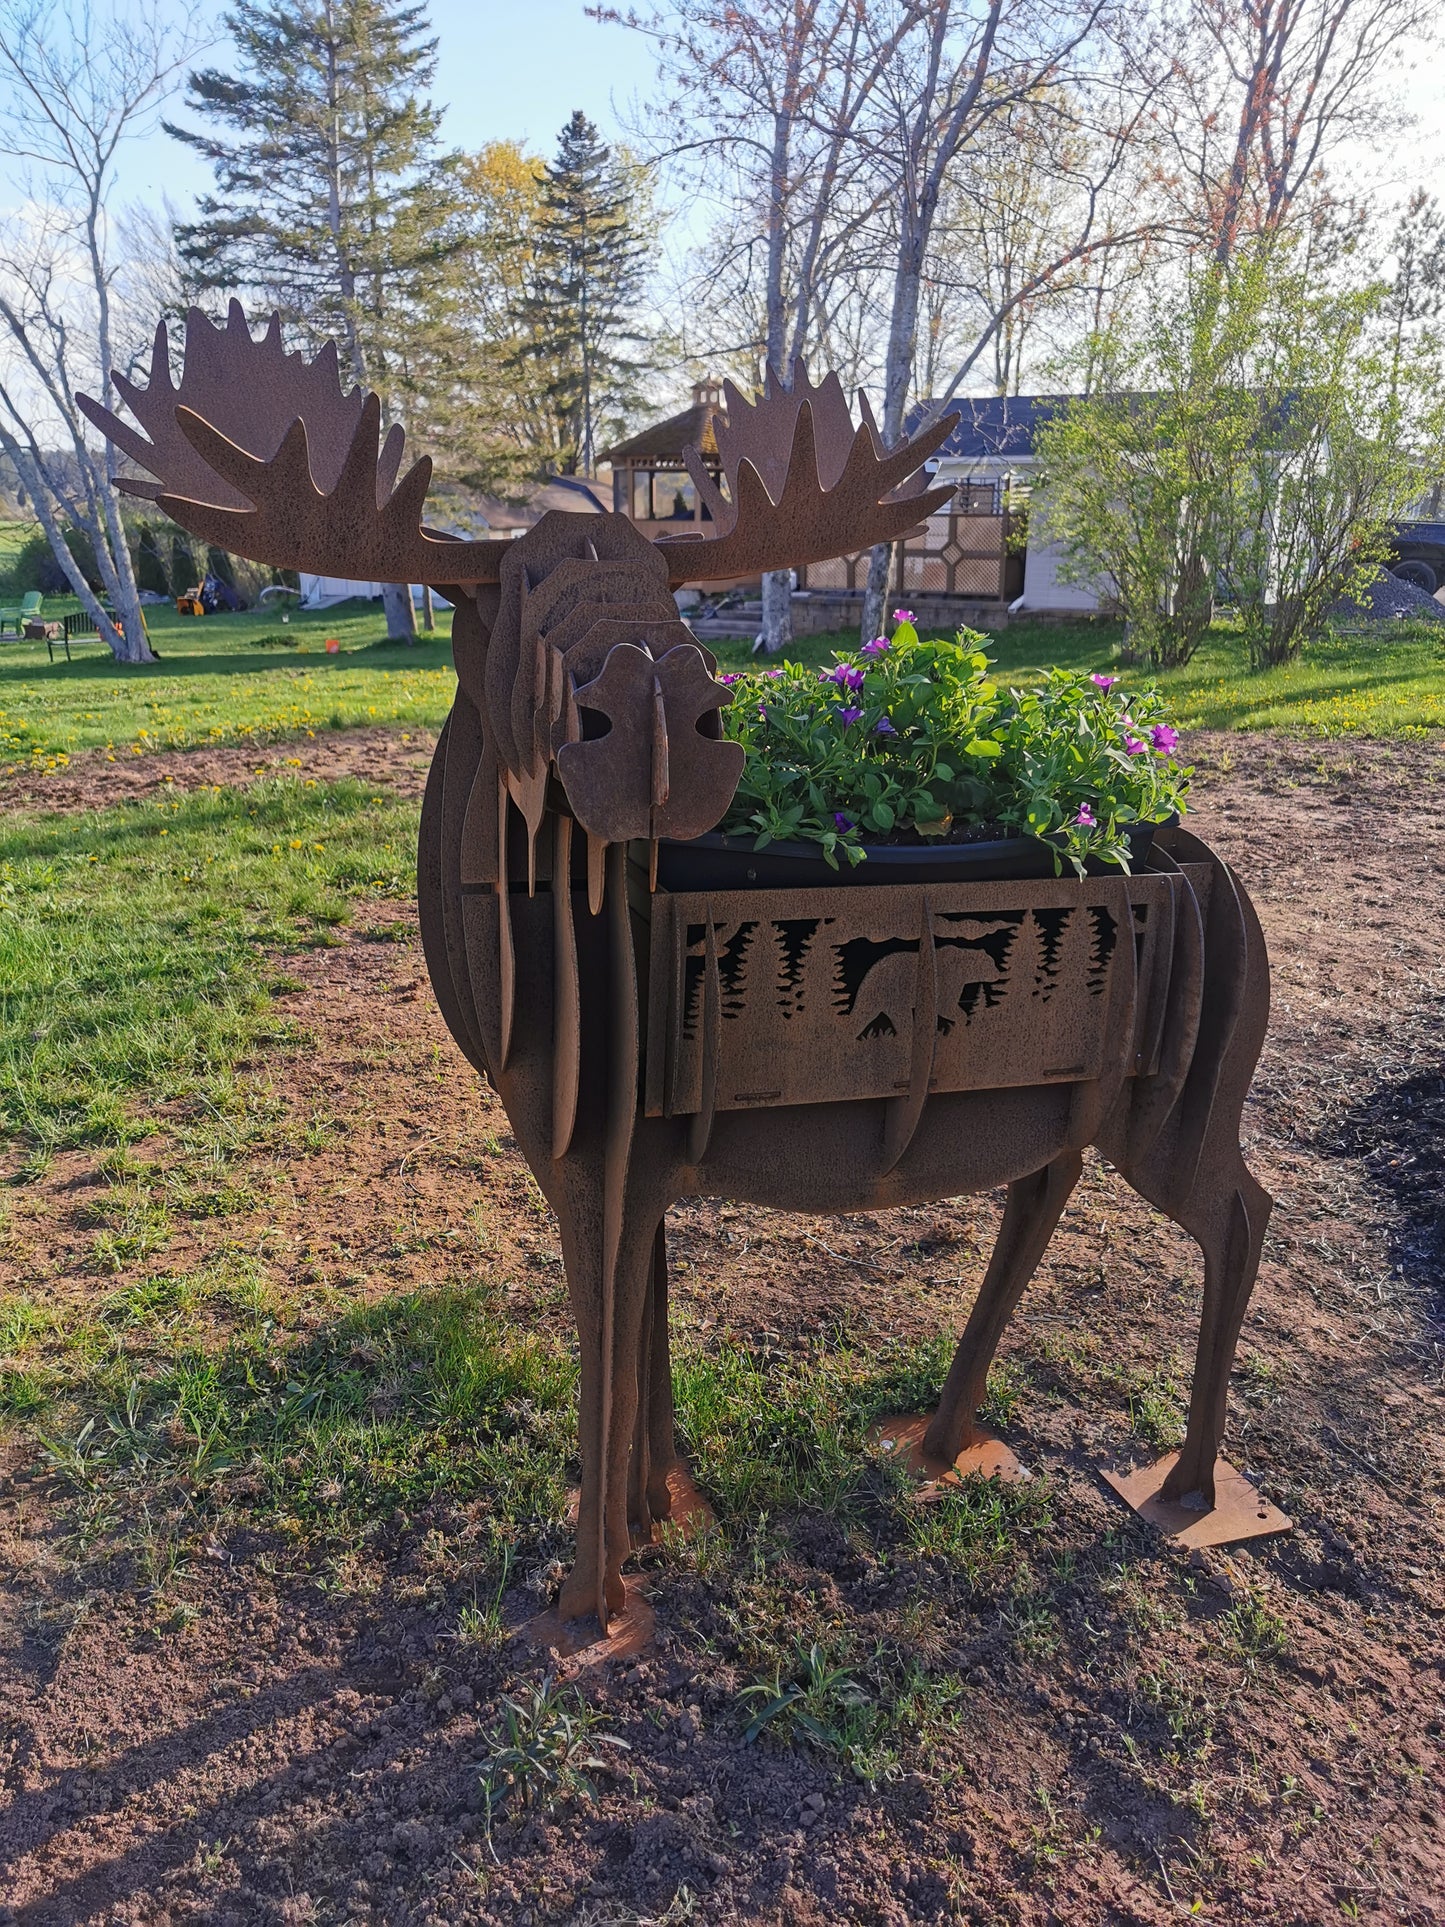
[{"xmin": 0, "ymin": 1, "xmax": 206, "ymax": 664}]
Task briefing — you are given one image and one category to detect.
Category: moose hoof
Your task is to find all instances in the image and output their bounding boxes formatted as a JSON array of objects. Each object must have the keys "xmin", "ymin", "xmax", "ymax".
[
  {"xmin": 1103, "ymin": 1451, "xmax": 1292, "ymax": 1548},
  {"xmin": 870, "ymin": 1413, "xmax": 1026, "ymax": 1490},
  {"xmin": 527, "ymin": 1573, "xmax": 655, "ymax": 1673}
]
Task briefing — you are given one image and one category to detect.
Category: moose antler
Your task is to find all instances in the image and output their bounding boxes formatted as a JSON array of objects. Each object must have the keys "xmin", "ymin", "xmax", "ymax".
[
  {"xmin": 78, "ymin": 303, "xmax": 505, "ymax": 586},
  {"xmin": 658, "ymin": 361, "xmax": 959, "ymax": 587}
]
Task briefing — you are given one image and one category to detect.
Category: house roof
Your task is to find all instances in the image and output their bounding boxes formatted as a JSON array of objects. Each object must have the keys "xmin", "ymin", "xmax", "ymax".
[
  {"xmin": 467, "ymin": 474, "xmax": 609, "ymax": 532},
  {"xmin": 908, "ymin": 395, "xmax": 1068, "ymax": 463},
  {"xmin": 602, "ymin": 403, "xmax": 719, "ymax": 464}
]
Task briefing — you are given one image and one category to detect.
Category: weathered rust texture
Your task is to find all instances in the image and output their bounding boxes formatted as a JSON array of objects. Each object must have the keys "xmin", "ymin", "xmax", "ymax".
[{"xmin": 86, "ymin": 307, "xmax": 1276, "ymax": 1632}]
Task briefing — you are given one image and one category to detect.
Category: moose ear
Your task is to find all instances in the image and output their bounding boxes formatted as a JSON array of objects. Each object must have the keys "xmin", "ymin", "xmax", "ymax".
[{"xmin": 556, "ymin": 643, "xmax": 743, "ymax": 845}]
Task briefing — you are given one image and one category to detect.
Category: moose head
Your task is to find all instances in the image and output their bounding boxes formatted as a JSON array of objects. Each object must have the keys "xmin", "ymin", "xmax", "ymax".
[{"xmin": 80, "ymin": 304, "xmax": 957, "ymax": 859}]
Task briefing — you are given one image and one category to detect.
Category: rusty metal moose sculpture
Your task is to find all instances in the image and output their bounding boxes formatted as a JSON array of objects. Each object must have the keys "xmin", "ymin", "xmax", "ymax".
[{"xmin": 81, "ymin": 306, "xmax": 1280, "ymax": 1635}]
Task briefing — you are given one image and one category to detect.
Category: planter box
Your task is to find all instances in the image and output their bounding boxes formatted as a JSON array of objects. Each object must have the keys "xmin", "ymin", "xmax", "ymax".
[
  {"xmin": 638, "ymin": 855, "xmax": 1211, "ymax": 1122},
  {"xmin": 648, "ymin": 819, "xmax": 1166, "ymax": 891}
]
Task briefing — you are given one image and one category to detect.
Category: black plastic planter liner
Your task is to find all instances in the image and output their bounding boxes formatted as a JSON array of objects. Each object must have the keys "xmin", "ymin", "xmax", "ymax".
[{"xmin": 650, "ymin": 818, "xmax": 1169, "ymax": 891}]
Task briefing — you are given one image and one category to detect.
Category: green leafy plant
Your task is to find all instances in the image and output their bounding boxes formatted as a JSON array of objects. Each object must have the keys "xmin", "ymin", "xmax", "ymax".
[
  {"xmin": 477, "ymin": 1674, "xmax": 629, "ymax": 1850},
  {"xmin": 739, "ymin": 1640, "xmax": 872, "ymax": 1748},
  {"xmin": 717, "ymin": 621, "xmax": 1190, "ymax": 874}
]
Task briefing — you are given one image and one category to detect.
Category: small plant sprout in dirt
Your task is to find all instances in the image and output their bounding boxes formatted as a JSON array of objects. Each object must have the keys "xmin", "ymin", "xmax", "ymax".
[{"xmin": 477, "ymin": 1674, "xmax": 630, "ymax": 1852}]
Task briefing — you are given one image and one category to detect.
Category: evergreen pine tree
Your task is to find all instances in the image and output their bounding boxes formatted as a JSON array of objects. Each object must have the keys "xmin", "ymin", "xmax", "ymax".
[
  {"xmin": 166, "ymin": 0, "xmax": 467, "ymax": 636},
  {"xmin": 519, "ymin": 113, "xmax": 651, "ymax": 475}
]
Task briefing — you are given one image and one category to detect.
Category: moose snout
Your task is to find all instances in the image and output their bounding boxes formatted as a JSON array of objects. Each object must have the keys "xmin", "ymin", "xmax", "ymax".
[{"xmin": 556, "ymin": 641, "xmax": 745, "ymax": 845}]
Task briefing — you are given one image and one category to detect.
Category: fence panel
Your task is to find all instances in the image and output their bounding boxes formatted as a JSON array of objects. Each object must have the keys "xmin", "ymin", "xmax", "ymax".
[{"xmin": 796, "ymin": 489, "xmax": 1011, "ymax": 602}]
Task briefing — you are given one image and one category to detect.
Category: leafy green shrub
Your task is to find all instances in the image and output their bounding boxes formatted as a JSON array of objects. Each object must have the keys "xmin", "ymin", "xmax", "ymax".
[
  {"xmin": 717, "ymin": 619, "xmax": 1191, "ymax": 873},
  {"xmin": 9, "ymin": 525, "xmax": 100, "ymax": 593},
  {"xmin": 131, "ymin": 522, "xmax": 170, "ymax": 595}
]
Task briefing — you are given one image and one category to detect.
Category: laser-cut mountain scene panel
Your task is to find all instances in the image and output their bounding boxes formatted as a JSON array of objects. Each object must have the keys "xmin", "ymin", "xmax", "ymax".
[{"xmin": 650, "ymin": 874, "xmax": 1188, "ymax": 1116}]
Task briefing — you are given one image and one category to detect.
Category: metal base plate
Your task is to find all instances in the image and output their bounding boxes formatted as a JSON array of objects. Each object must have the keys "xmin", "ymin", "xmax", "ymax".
[
  {"xmin": 533, "ymin": 1462, "xmax": 715, "ymax": 1670},
  {"xmin": 524, "ymin": 1575, "xmax": 656, "ymax": 1675},
  {"xmin": 658, "ymin": 1461, "xmax": 716, "ymax": 1536},
  {"xmin": 869, "ymin": 1413, "xmax": 1026, "ymax": 1489},
  {"xmin": 1102, "ymin": 1452, "xmax": 1292, "ymax": 1548}
]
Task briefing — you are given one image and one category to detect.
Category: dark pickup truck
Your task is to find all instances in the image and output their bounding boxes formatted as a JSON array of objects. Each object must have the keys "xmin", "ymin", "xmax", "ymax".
[{"xmin": 1387, "ymin": 520, "xmax": 1445, "ymax": 594}]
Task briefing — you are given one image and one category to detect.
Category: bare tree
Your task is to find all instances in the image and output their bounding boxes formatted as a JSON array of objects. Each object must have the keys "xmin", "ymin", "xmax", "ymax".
[
  {"xmin": 0, "ymin": 1, "xmax": 207, "ymax": 664},
  {"xmin": 1163, "ymin": 0, "xmax": 1437, "ymax": 263},
  {"xmin": 851, "ymin": 0, "xmax": 1166, "ymax": 639},
  {"xmin": 600, "ymin": 0, "xmax": 913, "ymax": 650}
]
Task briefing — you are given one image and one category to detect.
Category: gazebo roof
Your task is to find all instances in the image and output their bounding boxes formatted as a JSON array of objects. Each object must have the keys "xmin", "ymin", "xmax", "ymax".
[{"xmin": 601, "ymin": 381, "xmax": 725, "ymax": 464}]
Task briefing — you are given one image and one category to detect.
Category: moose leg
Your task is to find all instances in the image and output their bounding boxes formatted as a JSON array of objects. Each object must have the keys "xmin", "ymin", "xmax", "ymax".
[
  {"xmin": 1160, "ymin": 1157, "xmax": 1271, "ymax": 1506},
  {"xmin": 628, "ymin": 1219, "xmax": 678, "ymax": 1541},
  {"xmin": 923, "ymin": 1150, "xmax": 1082, "ymax": 1464},
  {"xmin": 558, "ymin": 1190, "xmax": 668, "ymax": 1628}
]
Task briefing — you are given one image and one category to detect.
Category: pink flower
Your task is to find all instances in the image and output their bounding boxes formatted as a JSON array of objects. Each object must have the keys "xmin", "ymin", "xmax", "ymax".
[
  {"xmin": 1075, "ymin": 804, "xmax": 1096, "ymax": 828},
  {"xmin": 764, "ymin": 667, "xmax": 785, "ymax": 679},
  {"xmin": 1123, "ymin": 734, "xmax": 1147, "ymax": 754},
  {"xmin": 719, "ymin": 672, "xmax": 741, "ymax": 684},
  {"xmin": 1090, "ymin": 673, "xmax": 1116, "ymax": 690},
  {"xmin": 861, "ymin": 636, "xmax": 890, "ymax": 656},
  {"xmin": 893, "ymin": 608, "xmax": 914, "ymax": 621},
  {"xmin": 1151, "ymin": 724, "xmax": 1180, "ymax": 753}
]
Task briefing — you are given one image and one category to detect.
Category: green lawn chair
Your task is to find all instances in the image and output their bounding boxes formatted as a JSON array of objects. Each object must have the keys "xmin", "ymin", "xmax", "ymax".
[{"xmin": 0, "ymin": 590, "xmax": 43, "ymax": 637}]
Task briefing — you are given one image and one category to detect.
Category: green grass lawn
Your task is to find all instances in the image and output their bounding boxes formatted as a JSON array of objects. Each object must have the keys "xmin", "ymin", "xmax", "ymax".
[
  {"xmin": 2, "ymin": 592, "xmax": 1443, "ymax": 770},
  {"xmin": 0, "ymin": 596, "xmax": 455, "ymax": 769},
  {"xmin": 0, "ymin": 774, "xmax": 417, "ymax": 1149}
]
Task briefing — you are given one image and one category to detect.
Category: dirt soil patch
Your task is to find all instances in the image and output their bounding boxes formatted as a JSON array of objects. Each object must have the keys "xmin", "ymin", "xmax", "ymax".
[
  {"xmin": 0, "ymin": 727, "xmax": 439, "ymax": 814},
  {"xmin": 0, "ymin": 730, "xmax": 1442, "ymax": 1925}
]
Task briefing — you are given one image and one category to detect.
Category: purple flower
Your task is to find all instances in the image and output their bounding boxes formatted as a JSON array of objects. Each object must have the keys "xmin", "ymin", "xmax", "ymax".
[
  {"xmin": 1090, "ymin": 673, "xmax": 1117, "ymax": 690},
  {"xmin": 833, "ymin": 812, "xmax": 854, "ymax": 832},
  {"xmin": 838, "ymin": 705, "xmax": 864, "ymax": 725},
  {"xmin": 764, "ymin": 667, "xmax": 785, "ymax": 679},
  {"xmin": 1151, "ymin": 724, "xmax": 1180, "ymax": 753},
  {"xmin": 757, "ymin": 704, "xmax": 768, "ymax": 720},
  {"xmin": 1075, "ymin": 803, "xmax": 1096, "ymax": 828},
  {"xmin": 862, "ymin": 636, "xmax": 890, "ymax": 656},
  {"xmin": 1123, "ymin": 733, "xmax": 1147, "ymax": 755},
  {"xmin": 874, "ymin": 716, "xmax": 898, "ymax": 735},
  {"xmin": 893, "ymin": 608, "xmax": 914, "ymax": 622},
  {"xmin": 823, "ymin": 662, "xmax": 865, "ymax": 692},
  {"xmin": 719, "ymin": 672, "xmax": 741, "ymax": 685}
]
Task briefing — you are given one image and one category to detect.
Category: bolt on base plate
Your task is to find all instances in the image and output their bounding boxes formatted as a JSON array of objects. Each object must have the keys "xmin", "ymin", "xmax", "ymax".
[{"xmin": 1102, "ymin": 1452, "xmax": 1292, "ymax": 1548}]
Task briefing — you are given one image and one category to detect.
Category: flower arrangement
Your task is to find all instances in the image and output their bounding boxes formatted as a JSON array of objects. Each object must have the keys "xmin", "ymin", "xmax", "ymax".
[{"xmin": 716, "ymin": 616, "xmax": 1190, "ymax": 874}]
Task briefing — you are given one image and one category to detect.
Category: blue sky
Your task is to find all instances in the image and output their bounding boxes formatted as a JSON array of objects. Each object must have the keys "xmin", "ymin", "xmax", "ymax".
[
  {"xmin": 102, "ymin": 0, "xmax": 1444, "ymax": 239},
  {"xmin": 111, "ymin": 0, "xmax": 659, "ymax": 213}
]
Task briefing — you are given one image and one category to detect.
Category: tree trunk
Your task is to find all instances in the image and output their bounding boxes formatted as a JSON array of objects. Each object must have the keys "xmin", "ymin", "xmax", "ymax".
[
  {"xmin": 421, "ymin": 584, "xmax": 435, "ymax": 630},
  {"xmin": 860, "ymin": 542, "xmax": 893, "ymax": 645},
  {"xmin": 383, "ymin": 582, "xmax": 417, "ymax": 642},
  {"xmin": 759, "ymin": 567, "xmax": 792, "ymax": 653}
]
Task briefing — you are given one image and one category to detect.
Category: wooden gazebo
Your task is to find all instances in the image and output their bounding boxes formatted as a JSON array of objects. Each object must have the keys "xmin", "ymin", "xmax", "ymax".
[{"xmin": 602, "ymin": 379, "xmax": 726, "ymax": 536}]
